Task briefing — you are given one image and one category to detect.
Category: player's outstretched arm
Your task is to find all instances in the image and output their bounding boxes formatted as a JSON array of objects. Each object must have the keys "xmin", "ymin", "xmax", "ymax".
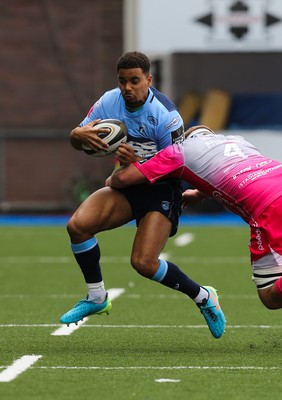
[
  {"xmin": 107, "ymin": 164, "xmax": 146, "ymax": 188},
  {"xmin": 182, "ymin": 189, "xmax": 209, "ymax": 209}
]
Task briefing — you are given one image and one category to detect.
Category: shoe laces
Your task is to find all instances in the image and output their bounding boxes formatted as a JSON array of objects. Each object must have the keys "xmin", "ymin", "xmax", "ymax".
[{"xmin": 202, "ymin": 307, "xmax": 218, "ymax": 322}]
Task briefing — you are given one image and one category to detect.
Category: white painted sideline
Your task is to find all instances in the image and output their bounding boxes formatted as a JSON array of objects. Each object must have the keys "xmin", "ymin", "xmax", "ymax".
[
  {"xmin": 28, "ymin": 365, "xmax": 281, "ymax": 371},
  {"xmin": 0, "ymin": 364, "xmax": 279, "ymax": 373},
  {"xmin": 0, "ymin": 255, "xmax": 250, "ymax": 265},
  {"xmin": 51, "ymin": 288, "xmax": 125, "ymax": 336},
  {"xmin": 0, "ymin": 355, "xmax": 42, "ymax": 383},
  {"xmin": 0, "ymin": 324, "xmax": 281, "ymax": 329}
]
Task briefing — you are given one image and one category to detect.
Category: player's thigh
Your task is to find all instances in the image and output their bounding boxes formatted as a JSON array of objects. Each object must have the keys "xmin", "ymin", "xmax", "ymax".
[
  {"xmin": 257, "ymin": 285, "xmax": 282, "ymax": 309},
  {"xmin": 131, "ymin": 211, "xmax": 172, "ymax": 266},
  {"xmin": 250, "ymin": 197, "xmax": 282, "ymax": 262},
  {"xmin": 69, "ymin": 186, "xmax": 133, "ymax": 234}
]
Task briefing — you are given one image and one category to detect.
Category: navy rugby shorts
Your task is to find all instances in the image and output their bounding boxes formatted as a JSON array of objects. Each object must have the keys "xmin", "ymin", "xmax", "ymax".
[{"xmin": 118, "ymin": 179, "xmax": 183, "ymax": 237}]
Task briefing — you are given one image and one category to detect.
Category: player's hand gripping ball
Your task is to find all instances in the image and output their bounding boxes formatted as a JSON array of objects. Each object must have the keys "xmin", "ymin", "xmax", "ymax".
[{"xmin": 82, "ymin": 119, "xmax": 128, "ymax": 157}]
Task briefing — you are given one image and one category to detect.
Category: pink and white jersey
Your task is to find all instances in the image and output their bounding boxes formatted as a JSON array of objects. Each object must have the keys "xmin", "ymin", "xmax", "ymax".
[{"xmin": 134, "ymin": 130, "xmax": 282, "ymax": 223}]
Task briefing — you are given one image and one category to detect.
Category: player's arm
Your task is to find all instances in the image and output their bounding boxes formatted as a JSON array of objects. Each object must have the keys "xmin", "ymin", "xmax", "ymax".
[
  {"xmin": 70, "ymin": 120, "xmax": 110, "ymax": 151},
  {"xmin": 182, "ymin": 189, "xmax": 209, "ymax": 208},
  {"xmin": 107, "ymin": 164, "xmax": 147, "ymax": 188},
  {"xmin": 157, "ymin": 110, "xmax": 184, "ymax": 150}
]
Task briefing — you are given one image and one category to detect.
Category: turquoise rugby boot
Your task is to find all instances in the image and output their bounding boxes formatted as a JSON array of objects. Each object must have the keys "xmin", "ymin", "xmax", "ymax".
[
  {"xmin": 198, "ymin": 286, "xmax": 226, "ymax": 339},
  {"xmin": 60, "ymin": 293, "xmax": 112, "ymax": 325}
]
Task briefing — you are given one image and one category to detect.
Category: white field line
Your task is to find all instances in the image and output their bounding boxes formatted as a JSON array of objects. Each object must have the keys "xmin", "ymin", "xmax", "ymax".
[
  {"xmin": 163, "ymin": 231, "xmax": 194, "ymax": 261},
  {"xmin": 0, "ymin": 324, "xmax": 60, "ymax": 327},
  {"xmin": 0, "ymin": 324, "xmax": 281, "ymax": 329},
  {"xmin": 174, "ymin": 233, "xmax": 195, "ymax": 246},
  {"xmin": 0, "ymin": 256, "xmax": 72, "ymax": 264},
  {"xmin": 51, "ymin": 318, "xmax": 88, "ymax": 336},
  {"xmin": 51, "ymin": 288, "xmax": 125, "ymax": 336},
  {"xmin": 155, "ymin": 378, "xmax": 181, "ymax": 383},
  {"xmin": 126, "ymin": 293, "xmax": 258, "ymax": 300},
  {"xmin": 0, "ymin": 365, "xmax": 279, "ymax": 372},
  {"xmin": 0, "ymin": 256, "xmax": 249, "ymax": 264},
  {"xmin": 159, "ymin": 252, "xmax": 170, "ymax": 260},
  {"xmin": 0, "ymin": 293, "xmax": 259, "ymax": 300},
  {"xmin": 0, "ymin": 355, "xmax": 42, "ymax": 383}
]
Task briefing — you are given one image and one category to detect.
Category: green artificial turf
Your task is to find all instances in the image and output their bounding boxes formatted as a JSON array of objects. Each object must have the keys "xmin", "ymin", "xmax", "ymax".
[{"xmin": 0, "ymin": 225, "xmax": 281, "ymax": 399}]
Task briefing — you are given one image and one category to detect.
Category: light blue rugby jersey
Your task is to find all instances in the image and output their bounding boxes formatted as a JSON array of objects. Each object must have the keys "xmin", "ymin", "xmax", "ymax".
[{"xmin": 79, "ymin": 87, "xmax": 184, "ymax": 158}]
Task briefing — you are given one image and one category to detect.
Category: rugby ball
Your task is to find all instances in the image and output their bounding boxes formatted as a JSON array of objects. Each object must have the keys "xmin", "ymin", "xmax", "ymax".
[{"xmin": 82, "ymin": 119, "xmax": 128, "ymax": 157}]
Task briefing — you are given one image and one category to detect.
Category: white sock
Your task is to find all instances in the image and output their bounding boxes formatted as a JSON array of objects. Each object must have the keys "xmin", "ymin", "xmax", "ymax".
[
  {"xmin": 87, "ymin": 281, "xmax": 106, "ymax": 303},
  {"xmin": 193, "ymin": 286, "xmax": 209, "ymax": 304}
]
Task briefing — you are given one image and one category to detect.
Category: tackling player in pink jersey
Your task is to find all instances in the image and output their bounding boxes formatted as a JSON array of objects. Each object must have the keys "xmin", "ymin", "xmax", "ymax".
[{"xmin": 109, "ymin": 125, "xmax": 282, "ymax": 310}]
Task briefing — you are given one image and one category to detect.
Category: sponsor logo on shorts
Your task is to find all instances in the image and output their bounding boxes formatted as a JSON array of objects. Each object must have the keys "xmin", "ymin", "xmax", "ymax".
[{"xmin": 161, "ymin": 201, "xmax": 170, "ymax": 211}]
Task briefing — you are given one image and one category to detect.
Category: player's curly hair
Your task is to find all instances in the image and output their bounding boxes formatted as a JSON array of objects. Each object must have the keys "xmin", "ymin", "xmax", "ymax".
[{"xmin": 116, "ymin": 51, "xmax": 151, "ymax": 74}]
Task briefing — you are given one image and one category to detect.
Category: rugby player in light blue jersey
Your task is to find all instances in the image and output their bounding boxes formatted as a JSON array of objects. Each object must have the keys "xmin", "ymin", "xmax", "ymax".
[{"xmin": 59, "ymin": 52, "xmax": 225, "ymax": 339}]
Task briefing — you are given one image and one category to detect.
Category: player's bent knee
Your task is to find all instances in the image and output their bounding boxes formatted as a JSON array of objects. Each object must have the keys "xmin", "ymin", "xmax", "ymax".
[
  {"xmin": 130, "ymin": 255, "xmax": 158, "ymax": 279},
  {"xmin": 131, "ymin": 261, "xmax": 151, "ymax": 278},
  {"xmin": 66, "ymin": 217, "xmax": 78, "ymax": 236},
  {"xmin": 66, "ymin": 217, "xmax": 90, "ymax": 242}
]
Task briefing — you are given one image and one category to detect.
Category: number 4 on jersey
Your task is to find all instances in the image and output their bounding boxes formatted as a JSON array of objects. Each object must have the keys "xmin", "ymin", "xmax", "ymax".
[{"xmin": 224, "ymin": 143, "xmax": 246, "ymax": 158}]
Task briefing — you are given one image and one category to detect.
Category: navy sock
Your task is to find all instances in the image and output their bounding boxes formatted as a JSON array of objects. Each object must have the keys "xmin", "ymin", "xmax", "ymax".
[
  {"xmin": 152, "ymin": 260, "xmax": 200, "ymax": 299},
  {"xmin": 71, "ymin": 237, "xmax": 102, "ymax": 283}
]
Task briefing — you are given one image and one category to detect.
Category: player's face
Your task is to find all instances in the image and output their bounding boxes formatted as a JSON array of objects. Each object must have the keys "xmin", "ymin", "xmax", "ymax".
[{"xmin": 118, "ymin": 68, "xmax": 152, "ymax": 108}]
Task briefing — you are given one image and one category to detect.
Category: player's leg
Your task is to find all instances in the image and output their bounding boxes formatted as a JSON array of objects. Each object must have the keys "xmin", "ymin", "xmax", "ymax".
[
  {"xmin": 131, "ymin": 211, "xmax": 203, "ymax": 295},
  {"xmin": 68, "ymin": 186, "xmax": 133, "ymax": 289},
  {"xmin": 68, "ymin": 186, "xmax": 133, "ymax": 242},
  {"xmin": 130, "ymin": 211, "xmax": 226, "ymax": 338},
  {"xmin": 60, "ymin": 186, "xmax": 133, "ymax": 324},
  {"xmin": 257, "ymin": 282, "xmax": 282, "ymax": 309}
]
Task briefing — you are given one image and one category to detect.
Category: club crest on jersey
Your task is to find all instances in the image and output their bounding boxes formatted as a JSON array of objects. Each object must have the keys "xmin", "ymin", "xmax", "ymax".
[
  {"xmin": 147, "ymin": 116, "xmax": 158, "ymax": 126},
  {"xmin": 161, "ymin": 201, "xmax": 170, "ymax": 211}
]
